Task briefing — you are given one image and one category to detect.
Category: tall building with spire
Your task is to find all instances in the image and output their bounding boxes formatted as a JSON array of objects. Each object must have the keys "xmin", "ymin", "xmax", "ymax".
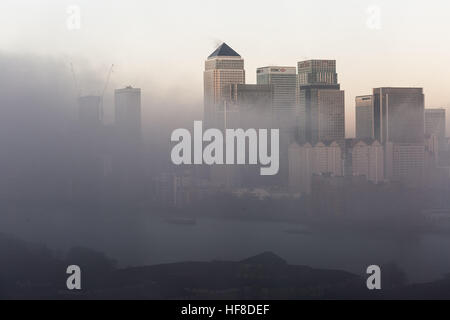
[{"xmin": 204, "ymin": 43, "xmax": 245, "ymax": 128}]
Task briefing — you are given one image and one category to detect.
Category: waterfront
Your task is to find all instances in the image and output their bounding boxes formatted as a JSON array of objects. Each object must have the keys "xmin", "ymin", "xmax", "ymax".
[{"xmin": 1, "ymin": 209, "xmax": 450, "ymax": 284}]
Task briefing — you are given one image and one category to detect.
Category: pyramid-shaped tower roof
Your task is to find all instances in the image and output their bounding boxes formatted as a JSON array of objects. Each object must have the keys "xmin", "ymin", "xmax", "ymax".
[{"xmin": 208, "ymin": 43, "xmax": 241, "ymax": 58}]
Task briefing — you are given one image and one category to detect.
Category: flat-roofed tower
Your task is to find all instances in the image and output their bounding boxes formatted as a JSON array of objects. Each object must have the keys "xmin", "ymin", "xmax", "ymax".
[
  {"xmin": 372, "ymin": 87, "xmax": 424, "ymax": 144},
  {"xmin": 297, "ymin": 60, "xmax": 345, "ymax": 144},
  {"xmin": 425, "ymin": 108, "xmax": 446, "ymax": 138},
  {"xmin": 355, "ymin": 95, "xmax": 374, "ymax": 139}
]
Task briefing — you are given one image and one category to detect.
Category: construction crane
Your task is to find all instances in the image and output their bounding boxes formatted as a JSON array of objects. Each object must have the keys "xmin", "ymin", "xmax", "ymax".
[
  {"xmin": 69, "ymin": 62, "xmax": 114, "ymax": 122},
  {"xmin": 100, "ymin": 64, "xmax": 114, "ymax": 99},
  {"xmin": 98, "ymin": 64, "xmax": 114, "ymax": 122},
  {"xmin": 70, "ymin": 62, "xmax": 81, "ymax": 98}
]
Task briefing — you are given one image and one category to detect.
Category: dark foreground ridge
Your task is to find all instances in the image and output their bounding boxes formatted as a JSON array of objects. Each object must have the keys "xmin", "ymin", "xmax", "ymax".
[{"xmin": 1, "ymin": 234, "xmax": 450, "ymax": 299}]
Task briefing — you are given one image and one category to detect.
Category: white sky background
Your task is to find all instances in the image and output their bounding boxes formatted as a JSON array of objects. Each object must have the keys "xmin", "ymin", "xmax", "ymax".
[{"xmin": 0, "ymin": 0, "xmax": 450, "ymax": 137}]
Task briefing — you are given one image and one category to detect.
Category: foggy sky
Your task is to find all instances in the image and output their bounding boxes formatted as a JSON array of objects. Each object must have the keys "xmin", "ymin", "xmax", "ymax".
[{"xmin": 0, "ymin": 0, "xmax": 450, "ymax": 137}]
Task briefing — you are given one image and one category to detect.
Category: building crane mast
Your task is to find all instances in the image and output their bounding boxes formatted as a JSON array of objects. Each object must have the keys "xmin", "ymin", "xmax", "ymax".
[
  {"xmin": 69, "ymin": 62, "xmax": 115, "ymax": 123},
  {"xmin": 101, "ymin": 64, "xmax": 114, "ymax": 100},
  {"xmin": 98, "ymin": 64, "xmax": 114, "ymax": 122},
  {"xmin": 70, "ymin": 62, "xmax": 81, "ymax": 98}
]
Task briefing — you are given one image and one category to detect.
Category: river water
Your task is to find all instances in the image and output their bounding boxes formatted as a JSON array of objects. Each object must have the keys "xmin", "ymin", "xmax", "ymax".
[{"xmin": 2, "ymin": 209, "xmax": 450, "ymax": 284}]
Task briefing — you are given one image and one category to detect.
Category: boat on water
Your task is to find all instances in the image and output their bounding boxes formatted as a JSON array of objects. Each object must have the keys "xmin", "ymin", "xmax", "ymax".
[
  {"xmin": 165, "ymin": 217, "xmax": 197, "ymax": 226},
  {"xmin": 284, "ymin": 228, "xmax": 311, "ymax": 235}
]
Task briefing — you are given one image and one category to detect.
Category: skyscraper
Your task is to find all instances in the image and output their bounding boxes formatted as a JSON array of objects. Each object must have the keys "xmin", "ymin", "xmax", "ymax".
[
  {"xmin": 256, "ymin": 66, "xmax": 297, "ymax": 132},
  {"xmin": 228, "ymin": 84, "xmax": 272, "ymax": 110},
  {"xmin": 372, "ymin": 87, "xmax": 424, "ymax": 144},
  {"xmin": 113, "ymin": 86, "xmax": 143, "ymax": 201},
  {"xmin": 297, "ymin": 60, "xmax": 338, "ymax": 86},
  {"xmin": 256, "ymin": 66, "xmax": 297, "ymax": 110},
  {"xmin": 425, "ymin": 108, "xmax": 446, "ymax": 138},
  {"xmin": 297, "ymin": 60, "xmax": 345, "ymax": 144},
  {"xmin": 355, "ymin": 95, "xmax": 374, "ymax": 139},
  {"xmin": 226, "ymin": 83, "xmax": 272, "ymax": 128},
  {"xmin": 204, "ymin": 43, "xmax": 245, "ymax": 128},
  {"xmin": 372, "ymin": 88, "xmax": 426, "ymax": 187},
  {"xmin": 257, "ymin": 66, "xmax": 297, "ymax": 185},
  {"xmin": 115, "ymin": 86, "xmax": 142, "ymax": 144},
  {"xmin": 226, "ymin": 84, "xmax": 273, "ymax": 187},
  {"xmin": 203, "ymin": 43, "xmax": 245, "ymax": 188},
  {"xmin": 317, "ymin": 90, "xmax": 345, "ymax": 141}
]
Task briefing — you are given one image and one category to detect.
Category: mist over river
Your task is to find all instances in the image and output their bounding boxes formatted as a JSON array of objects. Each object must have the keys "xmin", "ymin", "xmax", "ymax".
[{"xmin": 2, "ymin": 208, "xmax": 450, "ymax": 284}]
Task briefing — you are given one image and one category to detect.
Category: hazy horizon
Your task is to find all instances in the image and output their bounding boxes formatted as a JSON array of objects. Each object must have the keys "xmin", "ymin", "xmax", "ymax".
[
  {"xmin": 1, "ymin": 0, "xmax": 450, "ymax": 137},
  {"xmin": 2, "ymin": 1, "xmax": 450, "ymax": 301}
]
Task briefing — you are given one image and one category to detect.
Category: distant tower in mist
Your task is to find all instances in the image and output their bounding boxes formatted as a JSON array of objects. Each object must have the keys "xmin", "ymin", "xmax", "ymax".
[
  {"xmin": 355, "ymin": 95, "xmax": 374, "ymax": 139},
  {"xmin": 203, "ymin": 43, "xmax": 244, "ymax": 188},
  {"xmin": 256, "ymin": 66, "xmax": 297, "ymax": 133},
  {"xmin": 256, "ymin": 66, "xmax": 297, "ymax": 111},
  {"xmin": 371, "ymin": 88, "xmax": 425, "ymax": 187},
  {"xmin": 227, "ymin": 83, "xmax": 272, "ymax": 127},
  {"xmin": 257, "ymin": 66, "xmax": 297, "ymax": 185},
  {"xmin": 425, "ymin": 108, "xmax": 446, "ymax": 139},
  {"xmin": 204, "ymin": 42, "xmax": 245, "ymax": 128},
  {"xmin": 297, "ymin": 60, "xmax": 345, "ymax": 144},
  {"xmin": 372, "ymin": 87, "xmax": 424, "ymax": 144},
  {"xmin": 114, "ymin": 86, "xmax": 142, "ymax": 143},
  {"xmin": 113, "ymin": 86, "xmax": 144, "ymax": 201},
  {"xmin": 78, "ymin": 95, "xmax": 102, "ymax": 128}
]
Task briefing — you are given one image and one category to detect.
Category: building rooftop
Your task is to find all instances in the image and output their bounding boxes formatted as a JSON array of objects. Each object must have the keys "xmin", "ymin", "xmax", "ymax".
[
  {"xmin": 208, "ymin": 42, "xmax": 240, "ymax": 58},
  {"xmin": 257, "ymin": 66, "xmax": 297, "ymax": 74},
  {"xmin": 425, "ymin": 108, "xmax": 446, "ymax": 112},
  {"xmin": 373, "ymin": 87, "xmax": 423, "ymax": 93}
]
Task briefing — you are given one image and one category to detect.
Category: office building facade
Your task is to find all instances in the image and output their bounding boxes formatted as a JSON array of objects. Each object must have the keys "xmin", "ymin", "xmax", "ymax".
[
  {"xmin": 288, "ymin": 141, "xmax": 342, "ymax": 194},
  {"xmin": 351, "ymin": 139, "xmax": 384, "ymax": 183},
  {"xmin": 204, "ymin": 43, "xmax": 245, "ymax": 128},
  {"xmin": 297, "ymin": 60, "xmax": 345, "ymax": 144},
  {"xmin": 115, "ymin": 86, "xmax": 141, "ymax": 144},
  {"xmin": 372, "ymin": 87, "xmax": 424, "ymax": 144},
  {"xmin": 256, "ymin": 66, "xmax": 297, "ymax": 110},
  {"xmin": 371, "ymin": 88, "xmax": 425, "ymax": 186},
  {"xmin": 355, "ymin": 95, "xmax": 374, "ymax": 139},
  {"xmin": 256, "ymin": 66, "xmax": 297, "ymax": 185},
  {"xmin": 425, "ymin": 108, "xmax": 446, "ymax": 138},
  {"xmin": 386, "ymin": 142, "xmax": 425, "ymax": 187}
]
